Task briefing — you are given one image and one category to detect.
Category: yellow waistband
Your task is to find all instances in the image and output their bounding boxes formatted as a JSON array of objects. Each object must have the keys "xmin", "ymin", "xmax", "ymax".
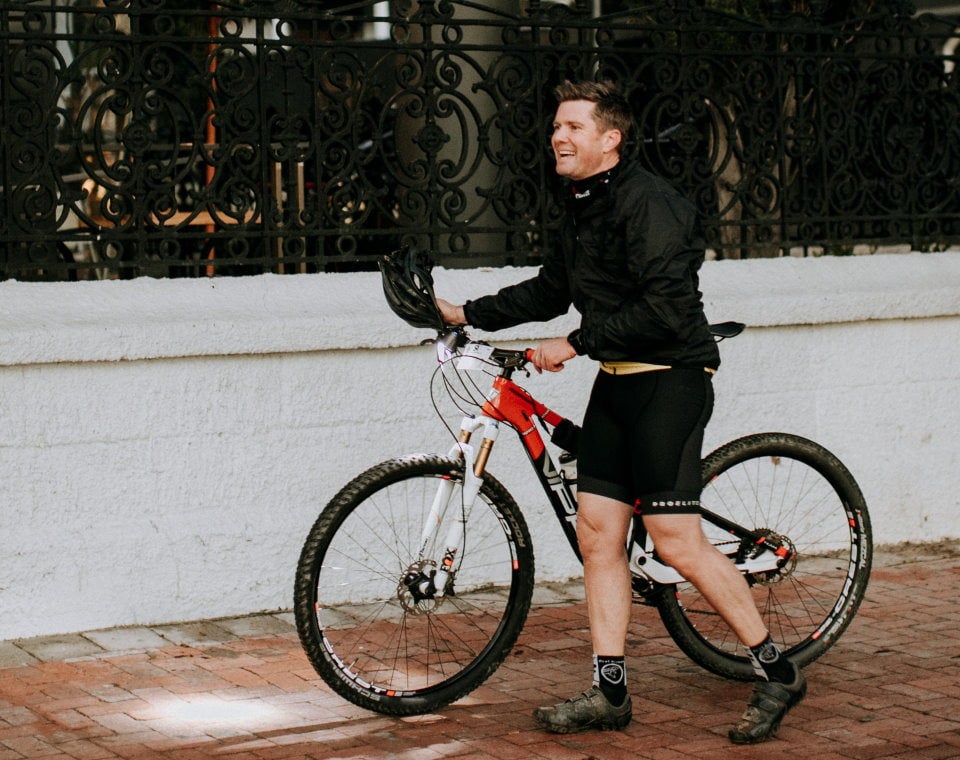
[
  {"xmin": 599, "ymin": 361, "xmax": 671, "ymax": 375},
  {"xmin": 599, "ymin": 362, "xmax": 717, "ymax": 376}
]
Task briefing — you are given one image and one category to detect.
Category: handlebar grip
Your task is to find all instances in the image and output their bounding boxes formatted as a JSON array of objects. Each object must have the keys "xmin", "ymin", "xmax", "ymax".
[{"xmin": 524, "ymin": 348, "xmax": 535, "ymax": 363}]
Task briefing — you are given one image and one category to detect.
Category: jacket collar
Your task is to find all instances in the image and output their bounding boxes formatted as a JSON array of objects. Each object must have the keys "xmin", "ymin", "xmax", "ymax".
[{"xmin": 565, "ymin": 161, "xmax": 623, "ymax": 205}]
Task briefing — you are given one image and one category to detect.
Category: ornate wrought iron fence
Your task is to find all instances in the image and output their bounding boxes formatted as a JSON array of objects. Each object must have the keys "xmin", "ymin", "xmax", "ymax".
[{"xmin": 1, "ymin": 0, "xmax": 958, "ymax": 280}]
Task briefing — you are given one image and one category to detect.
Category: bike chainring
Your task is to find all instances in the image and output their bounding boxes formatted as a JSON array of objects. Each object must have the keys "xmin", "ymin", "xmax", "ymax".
[{"xmin": 749, "ymin": 530, "xmax": 798, "ymax": 586}]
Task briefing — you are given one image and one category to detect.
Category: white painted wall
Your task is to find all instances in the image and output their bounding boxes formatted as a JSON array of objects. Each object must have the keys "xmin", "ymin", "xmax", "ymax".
[{"xmin": 1, "ymin": 251, "xmax": 958, "ymax": 639}]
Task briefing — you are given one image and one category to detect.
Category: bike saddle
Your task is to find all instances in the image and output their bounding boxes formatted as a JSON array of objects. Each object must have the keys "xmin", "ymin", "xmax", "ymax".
[{"xmin": 710, "ymin": 321, "xmax": 746, "ymax": 340}]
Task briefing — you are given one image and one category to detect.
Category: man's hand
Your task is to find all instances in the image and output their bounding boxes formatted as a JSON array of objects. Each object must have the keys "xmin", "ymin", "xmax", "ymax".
[
  {"xmin": 532, "ymin": 337, "xmax": 577, "ymax": 373},
  {"xmin": 436, "ymin": 298, "xmax": 467, "ymax": 326}
]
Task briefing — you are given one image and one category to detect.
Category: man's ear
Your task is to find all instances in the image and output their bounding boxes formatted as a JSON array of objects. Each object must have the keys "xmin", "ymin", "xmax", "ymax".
[{"xmin": 604, "ymin": 129, "xmax": 623, "ymax": 155}]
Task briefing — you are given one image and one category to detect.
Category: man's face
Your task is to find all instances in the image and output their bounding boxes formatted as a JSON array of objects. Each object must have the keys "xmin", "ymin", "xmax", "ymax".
[{"xmin": 551, "ymin": 99, "xmax": 621, "ymax": 181}]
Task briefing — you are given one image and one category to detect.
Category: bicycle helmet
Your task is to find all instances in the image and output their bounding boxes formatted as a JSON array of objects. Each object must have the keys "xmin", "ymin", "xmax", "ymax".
[{"xmin": 379, "ymin": 245, "xmax": 445, "ymax": 331}]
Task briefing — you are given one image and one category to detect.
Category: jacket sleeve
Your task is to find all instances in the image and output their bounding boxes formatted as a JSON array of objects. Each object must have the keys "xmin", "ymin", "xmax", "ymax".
[
  {"xmin": 462, "ymin": 243, "xmax": 572, "ymax": 332},
  {"xmin": 575, "ymin": 189, "xmax": 706, "ymax": 357}
]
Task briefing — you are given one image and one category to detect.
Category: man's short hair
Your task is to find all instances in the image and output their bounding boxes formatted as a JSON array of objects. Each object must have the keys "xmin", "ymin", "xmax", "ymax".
[{"xmin": 553, "ymin": 80, "xmax": 633, "ymax": 152}]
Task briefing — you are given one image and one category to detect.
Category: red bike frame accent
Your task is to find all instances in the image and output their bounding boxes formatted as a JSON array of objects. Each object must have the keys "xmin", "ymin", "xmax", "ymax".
[{"xmin": 480, "ymin": 376, "xmax": 564, "ymax": 460}]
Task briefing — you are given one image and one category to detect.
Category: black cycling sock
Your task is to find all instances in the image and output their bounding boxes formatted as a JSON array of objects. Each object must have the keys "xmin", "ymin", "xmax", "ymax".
[
  {"xmin": 747, "ymin": 635, "xmax": 797, "ymax": 684},
  {"xmin": 593, "ymin": 654, "xmax": 628, "ymax": 706}
]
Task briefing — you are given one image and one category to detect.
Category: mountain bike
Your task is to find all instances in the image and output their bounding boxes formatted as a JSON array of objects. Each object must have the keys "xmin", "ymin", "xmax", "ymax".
[{"xmin": 294, "ymin": 319, "xmax": 872, "ymax": 716}]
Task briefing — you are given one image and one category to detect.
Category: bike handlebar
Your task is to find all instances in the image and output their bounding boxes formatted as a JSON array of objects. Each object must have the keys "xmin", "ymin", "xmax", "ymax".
[
  {"xmin": 432, "ymin": 321, "xmax": 745, "ymax": 372},
  {"xmin": 432, "ymin": 327, "xmax": 529, "ymax": 371}
]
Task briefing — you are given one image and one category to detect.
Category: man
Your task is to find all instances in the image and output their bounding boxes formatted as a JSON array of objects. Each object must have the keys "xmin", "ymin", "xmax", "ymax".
[{"xmin": 436, "ymin": 80, "xmax": 805, "ymax": 744}]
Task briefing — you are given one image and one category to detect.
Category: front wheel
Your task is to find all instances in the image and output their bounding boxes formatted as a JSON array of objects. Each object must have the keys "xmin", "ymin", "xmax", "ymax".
[
  {"xmin": 656, "ymin": 433, "xmax": 872, "ymax": 680},
  {"xmin": 294, "ymin": 454, "xmax": 535, "ymax": 715}
]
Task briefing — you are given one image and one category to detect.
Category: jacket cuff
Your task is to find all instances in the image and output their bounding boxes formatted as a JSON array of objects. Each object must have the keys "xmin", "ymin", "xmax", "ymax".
[{"xmin": 567, "ymin": 328, "xmax": 587, "ymax": 355}]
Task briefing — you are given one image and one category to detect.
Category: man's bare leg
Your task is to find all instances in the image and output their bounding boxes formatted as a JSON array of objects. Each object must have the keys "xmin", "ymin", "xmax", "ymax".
[
  {"xmin": 532, "ymin": 493, "xmax": 634, "ymax": 733},
  {"xmin": 577, "ymin": 493, "xmax": 633, "ymax": 654},
  {"xmin": 644, "ymin": 512, "xmax": 807, "ymax": 743},
  {"xmin": 643, "ymin": 512, "xmax": 767, "ymax": 645}
]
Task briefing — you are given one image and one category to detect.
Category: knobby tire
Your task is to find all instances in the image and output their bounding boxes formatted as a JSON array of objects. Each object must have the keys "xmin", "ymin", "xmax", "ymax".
[
  {"xmin": 656, "ymin": 433, "xmax": 872, "ymax": 680},
  {"xmin": 294, "ymin": 455, "xmax": 535, "ymax": 715}
]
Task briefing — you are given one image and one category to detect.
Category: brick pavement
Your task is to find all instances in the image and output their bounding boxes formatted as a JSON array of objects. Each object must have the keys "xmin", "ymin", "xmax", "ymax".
[{"xmin": 1, "ymin": 548, "xmax": 958, "ymax": 760}]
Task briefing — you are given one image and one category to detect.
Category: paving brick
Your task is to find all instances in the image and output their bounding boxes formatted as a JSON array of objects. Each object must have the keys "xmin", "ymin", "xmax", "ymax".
[
  {"xmin": 79, "ymin": 630, "xmax": 168, "ymax": 657},
  {"xmin": 214, "ymin": 617, "xmax": 295, "ymax": 639},
  {"xmin": 148, "ymin": 623, "xmax": 238, "ymax": 648},
  {"xmin": 0, "ymin": 644, "xmax": 38, "ymax": 670},
  {"xmin": 51, "ymin": 738, "xmax": 118, "ymax": 759},
  {"xmin": 11, "ymin": 637, "xmax": 104, "ymax": 664}
]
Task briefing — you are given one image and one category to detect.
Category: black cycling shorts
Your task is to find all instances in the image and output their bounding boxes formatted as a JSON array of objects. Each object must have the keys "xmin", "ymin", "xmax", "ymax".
[{"xmin": 577, "ymin": 367, "xmax": 714, "ymax": 514}]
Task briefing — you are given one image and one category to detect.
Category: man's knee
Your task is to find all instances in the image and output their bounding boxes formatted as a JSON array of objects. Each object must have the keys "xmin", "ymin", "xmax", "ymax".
[
  {"xmin": 651, "ymin": 535, "xmax": 695, "ymax": 571},
  {"xmin": 577, "ymin": 515, "xmax": 607, "ymax": 558},
  {"xmin": 577, "ymin": 515, "xmax": 626, "ymax": 563},
  {"xmin": 644, "ymin": 514, "xmax": 704, "ymax": 570},
  {"xmin": 576, "ymin": 493, "xmax": 633, "ymax": 563}
]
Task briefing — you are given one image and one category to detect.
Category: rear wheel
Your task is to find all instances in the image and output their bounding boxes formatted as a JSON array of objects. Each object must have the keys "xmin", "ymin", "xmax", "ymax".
[
  {"xmin": 294, "ymin": 455, "xmax": 535, "ymax": 714},
  {"xmin": 656, "ymin": 433, "xmax": 872, "ymax": 680}
]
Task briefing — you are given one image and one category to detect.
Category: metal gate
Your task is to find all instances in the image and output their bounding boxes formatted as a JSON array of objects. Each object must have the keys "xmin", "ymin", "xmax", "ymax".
[{"xmin": 2, "ymin": 0, "xmax": 958, "ymax": 279}]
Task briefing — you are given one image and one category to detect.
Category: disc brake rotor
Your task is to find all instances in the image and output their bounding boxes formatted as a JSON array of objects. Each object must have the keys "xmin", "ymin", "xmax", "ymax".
[{"xmin": 397, "ymin": 560, "xmax": 443, "ymax": 614}]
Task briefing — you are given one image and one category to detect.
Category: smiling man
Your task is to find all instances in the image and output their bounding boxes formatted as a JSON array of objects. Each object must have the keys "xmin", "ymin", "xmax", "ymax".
[{"xmin": 436, "ymin": 80, "xmax": 806, "ymax": 744}]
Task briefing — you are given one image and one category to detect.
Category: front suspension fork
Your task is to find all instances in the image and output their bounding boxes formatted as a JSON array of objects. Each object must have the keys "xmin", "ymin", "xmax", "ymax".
[{"xmin": 411, "ymin": 415, "xmax": 500, "ymax": 601}]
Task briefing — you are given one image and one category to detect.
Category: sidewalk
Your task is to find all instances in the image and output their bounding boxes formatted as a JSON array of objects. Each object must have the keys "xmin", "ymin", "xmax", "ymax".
[{"xmin": 1, "ymin": 547, "xmax": 958, "ymax": 760}]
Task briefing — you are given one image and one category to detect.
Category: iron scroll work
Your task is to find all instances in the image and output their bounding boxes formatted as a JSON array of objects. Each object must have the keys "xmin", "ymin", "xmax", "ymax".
[{"xmin": 1, "ymin": 0, "xmax": 958, "ymax": 280}]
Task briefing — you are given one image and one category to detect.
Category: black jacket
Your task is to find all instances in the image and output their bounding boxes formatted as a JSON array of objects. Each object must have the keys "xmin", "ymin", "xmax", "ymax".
[{"xmin": 463, "ymin": 159, "xmax": 720, "ymax": 369}]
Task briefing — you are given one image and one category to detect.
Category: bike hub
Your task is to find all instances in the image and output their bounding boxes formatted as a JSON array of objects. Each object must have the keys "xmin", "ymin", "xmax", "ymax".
[{"xmin": 397, "ymin": 560, "xmax": 442, "ymax": 614}]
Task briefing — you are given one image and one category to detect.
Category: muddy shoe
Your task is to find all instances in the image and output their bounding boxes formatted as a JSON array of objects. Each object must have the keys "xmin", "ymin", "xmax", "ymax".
[
  {"xmin": 728, "ymin": 670, "xmax": 807, "ymax": 744},
  {"xmin": 533, "ymin": 686, "xmax": 632, "ymax": 734}
]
